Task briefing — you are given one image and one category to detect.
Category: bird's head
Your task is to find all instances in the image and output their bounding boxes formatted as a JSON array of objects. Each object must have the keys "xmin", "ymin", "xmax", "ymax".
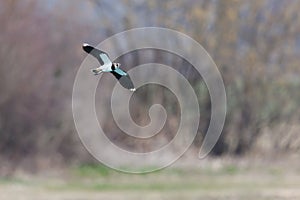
[{"xmin": 113, "ymin": 63, "xmax": 121, "ymax": 68}]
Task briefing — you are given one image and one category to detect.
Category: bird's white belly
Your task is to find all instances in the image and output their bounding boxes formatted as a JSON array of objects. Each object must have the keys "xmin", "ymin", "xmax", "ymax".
[{"xmin": 100, "ymin": 63, "xmax": 112, "ymax": 72}]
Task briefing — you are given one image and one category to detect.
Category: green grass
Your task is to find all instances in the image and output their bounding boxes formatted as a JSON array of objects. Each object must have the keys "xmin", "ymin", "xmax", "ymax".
[
  {"xmin": 222, "ymin": 164, "xmax": 239, "ymax": 175},
  {"xmin": 48, "ymin": 181, "xmax": 204, "ymax": 191},
  {"xmin": 73, "ymin": 164, "xmax": 111, "ymax": 177},
  {"xmin": 1, "ymin": 162, "xmax": 300, "ymax": 200},
  {"xmin": 0, "ymin": 177, "xmax": 30, "ymax": 185},
  {"xmin": 42, "ymin": 163, "xmax": 288, "ymax": 192},
  {"xmin": 50, "ymin": 164, "xmax": 236, "ymax": 191}
]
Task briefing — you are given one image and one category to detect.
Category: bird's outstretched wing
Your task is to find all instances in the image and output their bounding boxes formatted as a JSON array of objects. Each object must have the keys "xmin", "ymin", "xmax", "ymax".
[
  {"xmin": 82, "ymin": 43, "xmax": 112, "ymax": 66},
  {"xmin": 111, "ymin": 68, "xmax": 136, "ymax": 91}
]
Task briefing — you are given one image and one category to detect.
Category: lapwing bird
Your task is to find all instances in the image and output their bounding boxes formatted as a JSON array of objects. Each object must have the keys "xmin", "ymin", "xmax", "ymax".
[{"xmin": 82, "ymin": 43, "xmax": 136, "ymax": 91}]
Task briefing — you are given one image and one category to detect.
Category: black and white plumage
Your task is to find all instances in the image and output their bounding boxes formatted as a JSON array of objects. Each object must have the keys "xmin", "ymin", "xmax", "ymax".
[{"xmin": 82, "ymin": 43, "xmax": 136, "ymax": 91}]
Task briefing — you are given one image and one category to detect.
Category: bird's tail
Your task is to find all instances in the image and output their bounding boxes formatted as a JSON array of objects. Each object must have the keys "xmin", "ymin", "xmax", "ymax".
[{"xmin": 91, "ymin": 68, "xmax": 102, "ymax": 75}]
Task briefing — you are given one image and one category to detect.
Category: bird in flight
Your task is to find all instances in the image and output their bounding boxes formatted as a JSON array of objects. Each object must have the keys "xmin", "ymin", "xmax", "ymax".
[{"xmin": 82, "ymin": 43, "xmax": 136, "ymax": 91}]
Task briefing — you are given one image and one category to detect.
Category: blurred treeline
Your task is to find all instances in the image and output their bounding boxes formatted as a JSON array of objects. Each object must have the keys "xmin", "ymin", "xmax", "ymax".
[{"xmin": 1, "ymin": 0, "xmax": 300, "ymax": 172}]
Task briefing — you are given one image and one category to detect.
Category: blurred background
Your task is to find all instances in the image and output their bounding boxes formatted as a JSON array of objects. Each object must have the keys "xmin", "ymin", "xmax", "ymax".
[{"xmin": 1, "ymin": 0, "xmax": 300, "ymax": 199}]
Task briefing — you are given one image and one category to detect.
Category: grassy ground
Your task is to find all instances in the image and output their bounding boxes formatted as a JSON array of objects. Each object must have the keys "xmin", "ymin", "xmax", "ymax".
[{"xmin": 1, "ymin": 160, "xmax": 300, "ymax": 200}]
